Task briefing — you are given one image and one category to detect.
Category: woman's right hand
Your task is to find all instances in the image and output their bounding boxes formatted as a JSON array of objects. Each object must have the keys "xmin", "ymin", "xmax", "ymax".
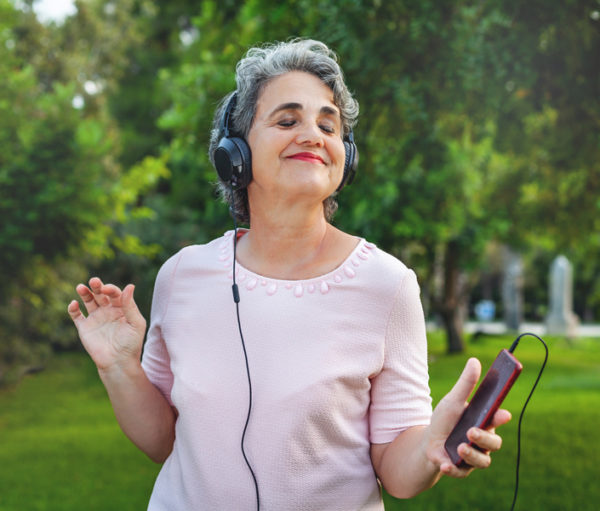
[{"xmin": 68, "ymin": 277, "xmax": 147, "ymax": 372}]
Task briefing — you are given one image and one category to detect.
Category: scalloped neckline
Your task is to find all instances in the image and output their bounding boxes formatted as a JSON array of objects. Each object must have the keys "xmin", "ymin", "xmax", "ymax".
[{"xmin": 217, "ymin": 230, "xmax": 376, "ymax": 296}]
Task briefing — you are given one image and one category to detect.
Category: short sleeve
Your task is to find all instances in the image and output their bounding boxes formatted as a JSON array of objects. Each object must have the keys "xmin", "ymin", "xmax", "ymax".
[
  {"xmin": 369, "ymin": 269, "xmax": 432, "ymax": 444},
  {"xmin": 141, "ymin": 251, "xmax": 182, "ymax": 407}
]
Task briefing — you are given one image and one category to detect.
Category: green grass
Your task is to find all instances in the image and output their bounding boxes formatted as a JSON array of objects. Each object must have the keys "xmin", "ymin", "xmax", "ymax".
[
  {"xmin": 0, "ymin": 353, "xmax": 160, "ymax": 511},
  {"xmin": 0, "ymin": 334, "xmax": 598, "ymax": 510}
]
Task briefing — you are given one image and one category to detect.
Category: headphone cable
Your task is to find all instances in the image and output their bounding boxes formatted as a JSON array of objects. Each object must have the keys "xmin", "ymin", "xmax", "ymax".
[
  {"xmin": 507, "ymin": 332, "xmax": 548, "ymax": 511},
  {"xmin": 230, "ymin": 202, "xmax": 260, "ymax": 511}
]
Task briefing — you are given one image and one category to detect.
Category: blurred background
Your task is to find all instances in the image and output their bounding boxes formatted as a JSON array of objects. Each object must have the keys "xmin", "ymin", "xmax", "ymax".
[{"xmin": 0, "ymin": 0, "xmax": 599, "ymax": 509}]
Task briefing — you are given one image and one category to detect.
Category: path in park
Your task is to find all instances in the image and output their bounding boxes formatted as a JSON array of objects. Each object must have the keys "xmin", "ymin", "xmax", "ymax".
[{"xmin": 462, "ymin": 321, "xmax": 600, "ymax": 338}]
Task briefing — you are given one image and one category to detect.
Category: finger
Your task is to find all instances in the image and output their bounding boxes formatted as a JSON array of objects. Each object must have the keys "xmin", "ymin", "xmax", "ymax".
[
  {"xmin": 121, "ymin": 284, "xmax": 146, "ymax": 329},
  {"xmin": 89, "ymin": 276, "xmax": 104, "ymax": 290},
  {"xmin": 89, "ymin": 277, "xmax": 109, "ymax": 306},
  {"xmin": 67, "ymin": 300, "xmax": 85, "ymax": 325},
  {"xmin": 457, "ymin": 442, "xmax": 492, "ymax": 469},
  {"xmin": 76, "ymin": 284, "xmax": 100, "ymax": 314},
  {"xmin": 440, "ymin": 460, "xmax": 472, "ymax": 479},
  {"xmin": 467, "ymin": 428, "xmax": 503, "ymax": 452},
  {"xmin": 489, "ymin": 408, "xmax": 512, "ymax": 429},
  {"xmin": 102, "ymin": 284, "xmax": 123, "ymax": 307}
]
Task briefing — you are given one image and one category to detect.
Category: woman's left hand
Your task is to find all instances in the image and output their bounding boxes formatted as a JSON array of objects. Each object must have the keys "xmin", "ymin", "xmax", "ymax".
[{"xmin": 424, "ymin": 358, "xmax": 512, "ymax": 478}]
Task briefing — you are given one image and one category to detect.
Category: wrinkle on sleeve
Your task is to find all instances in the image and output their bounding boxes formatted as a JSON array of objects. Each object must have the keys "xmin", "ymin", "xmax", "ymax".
[
  {"xmin": 369, "ymin": 269, "xmax": 432, "ymax": 444},
  {"xmin": 141, "ymin": 252, "xmax": 182, "ymax": 407}
]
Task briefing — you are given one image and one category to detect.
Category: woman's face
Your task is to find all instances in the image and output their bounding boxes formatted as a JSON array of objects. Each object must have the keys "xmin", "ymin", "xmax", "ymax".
[{"xmin": 246, "ymin": 71, "xmax": 346, "ymax": 210}]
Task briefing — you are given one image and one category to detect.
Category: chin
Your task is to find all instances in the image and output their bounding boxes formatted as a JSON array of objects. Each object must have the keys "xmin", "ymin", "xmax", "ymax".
[
  {"xmin": 289, "ymin": 169, "xmax": 340, "ymax": 191},
  {"xmin": 283, "ymin": 178, "xmax": 336, "ymax": 199}
]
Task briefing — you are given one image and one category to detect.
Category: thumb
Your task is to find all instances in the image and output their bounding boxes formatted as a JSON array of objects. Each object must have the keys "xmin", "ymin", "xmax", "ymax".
[
  {"xmin": 447, "ymin": 358, "xmax": 482, "ymax": 407},
  {"xmin": 431, "ymin": 358, "xmax": 482, "ymax": 438},
  {"xmin": 121, "ymin": 284, "xmax": 146, "ymax": 329}
]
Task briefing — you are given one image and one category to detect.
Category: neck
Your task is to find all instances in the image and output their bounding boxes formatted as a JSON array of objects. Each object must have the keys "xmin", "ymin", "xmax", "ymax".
[{"xmin": 236, "ymin": 204, "xmax": 335, "ymax": 280}]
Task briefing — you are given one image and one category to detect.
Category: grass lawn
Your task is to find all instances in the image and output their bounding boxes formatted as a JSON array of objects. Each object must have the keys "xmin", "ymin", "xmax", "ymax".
[
  {"xmin": 0, "ymin": 332, "xmax": 598, "ymax": 510},
  {"xmin": 0, "ymin": 353, "xmax": 160, "ymax": 511}
]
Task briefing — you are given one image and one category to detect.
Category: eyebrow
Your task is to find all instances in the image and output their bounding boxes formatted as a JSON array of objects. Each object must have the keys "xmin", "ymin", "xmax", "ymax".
[{"xmin": 267, "ymin": 102, "xmax": 340, "ymax": 119}]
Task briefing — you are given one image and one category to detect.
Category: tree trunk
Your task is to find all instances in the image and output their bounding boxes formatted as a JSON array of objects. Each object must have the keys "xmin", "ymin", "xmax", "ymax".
[{"xmin": 440, "ymin": 240, "xmax": 466, "ymax": 353}]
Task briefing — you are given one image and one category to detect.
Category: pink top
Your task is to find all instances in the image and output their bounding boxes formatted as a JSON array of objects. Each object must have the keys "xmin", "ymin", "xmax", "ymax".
[{"xmin": 142, "ymin": 231, "xmax": 432, "ymax": 510}]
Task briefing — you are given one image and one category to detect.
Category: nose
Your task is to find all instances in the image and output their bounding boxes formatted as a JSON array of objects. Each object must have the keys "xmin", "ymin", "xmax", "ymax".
[{"xmin": 295, "ymin": 120, "xmax": 324, "ymax": 147}]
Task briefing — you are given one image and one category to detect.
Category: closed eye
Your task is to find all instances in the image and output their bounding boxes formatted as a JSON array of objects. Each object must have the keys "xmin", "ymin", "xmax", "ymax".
[{"xmin": 277, "ymin": 119, "xmax": 296, "ymax": 128}]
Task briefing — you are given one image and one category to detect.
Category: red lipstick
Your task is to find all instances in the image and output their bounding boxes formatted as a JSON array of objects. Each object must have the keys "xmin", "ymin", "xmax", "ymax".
[{"xmin": 288, "ymin": 152, "xmax": 325, "ymax": 164}]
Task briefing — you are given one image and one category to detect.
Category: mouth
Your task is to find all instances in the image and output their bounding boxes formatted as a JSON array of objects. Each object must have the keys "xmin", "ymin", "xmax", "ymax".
[{"xmin": 287, "ymin": 152, "xmax": 326, "ymax": 164}]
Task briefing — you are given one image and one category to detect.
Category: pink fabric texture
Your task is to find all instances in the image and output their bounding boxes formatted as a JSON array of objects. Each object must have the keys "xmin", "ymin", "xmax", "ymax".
[{"xmin": 141, "ymin": 231, "xmax": 432, "ymax": 510}]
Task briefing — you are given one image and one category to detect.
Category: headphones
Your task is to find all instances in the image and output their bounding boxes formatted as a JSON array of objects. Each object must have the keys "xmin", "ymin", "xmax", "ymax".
[{"xmin": 213, "ymin": 92, "xmax": 358, "ymax": 192}]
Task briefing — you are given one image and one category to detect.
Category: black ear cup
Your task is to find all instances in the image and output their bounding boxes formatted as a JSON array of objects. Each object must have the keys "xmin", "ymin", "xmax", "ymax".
[
  {"xmin": 214, "ymin": 93, "xmax": 253, "ymax": 189},
  {"xmin": 214, "ymin": 135, "xmax": 252, "ymax": 189},
  {"xmin": 337, "ymin": 131, "xmax": 359, "ymax": 192}
]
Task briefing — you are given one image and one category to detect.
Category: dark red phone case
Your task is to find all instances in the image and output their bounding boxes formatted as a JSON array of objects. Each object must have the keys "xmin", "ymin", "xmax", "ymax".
[{"xmin": 444, "ymin": 349, "xmax": 523, "ymax": 467}]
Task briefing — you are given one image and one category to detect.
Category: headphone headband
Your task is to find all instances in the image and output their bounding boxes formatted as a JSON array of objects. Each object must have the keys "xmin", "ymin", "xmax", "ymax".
[{"xmin": 221, "ymin": 92, "xmax": 238, "ymax": 138}]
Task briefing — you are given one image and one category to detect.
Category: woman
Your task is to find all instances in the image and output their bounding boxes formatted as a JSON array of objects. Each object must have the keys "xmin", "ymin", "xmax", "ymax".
[{"xmin": 68, "ymin": 39, "xmax": 510, "ymax": 510}]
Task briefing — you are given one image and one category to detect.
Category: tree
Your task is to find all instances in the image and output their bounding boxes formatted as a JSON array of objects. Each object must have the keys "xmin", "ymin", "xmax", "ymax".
[
  {"xmin": 5, "ymin": 0, "xmax": 593, "ymax": 372},
  {"xmin": 475, "ymin": 0, "xmax": 600, "ymax": 324},
  {"xmin": 0, "ymin": 0, "xmax": 168, "ymax": 382},
  {"xmin": 145, "ymin": 0, "xmax": 529, "ymax": 352}
]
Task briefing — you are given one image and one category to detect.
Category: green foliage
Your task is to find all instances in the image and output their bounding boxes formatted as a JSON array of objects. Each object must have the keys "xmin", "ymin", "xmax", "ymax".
[
  {"xmin": 0, "ymin": 0, "xmax": 170, "ymax": 382},
  {"xmin": 104, "ymin": 0, "xmax": 600, "ymax": 348},
  {"xmin": 2, "ymin": 0, "xmax": 599, "ymax": 375},
  {"xmin": 0, "ymin": 258, "xmax": 88, "ymax": 383},
  {"xmin": 0, "ymin": 72, "xmax": 110, "ymax": 274}
]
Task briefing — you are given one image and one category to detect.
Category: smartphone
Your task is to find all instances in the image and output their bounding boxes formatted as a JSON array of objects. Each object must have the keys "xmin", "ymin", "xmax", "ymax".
[{"xmin": 444, "ymin": 349, "xmax": 523, "ymax": 467}]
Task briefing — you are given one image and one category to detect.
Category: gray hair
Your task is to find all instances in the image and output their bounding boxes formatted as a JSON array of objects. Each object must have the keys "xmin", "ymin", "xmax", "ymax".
[{"xmin": 208, "ymin": 38, "xmax": 359, "ymax": 224}]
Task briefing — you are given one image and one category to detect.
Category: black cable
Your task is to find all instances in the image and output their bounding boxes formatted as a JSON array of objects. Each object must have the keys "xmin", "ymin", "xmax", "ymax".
[
  {"xmin": 231, "ymin": 203, "xmax": 260, "ymax": 511},
  {"xmin": 507, "ymin": 332, "xmax": 549, "ymax": 511}
]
